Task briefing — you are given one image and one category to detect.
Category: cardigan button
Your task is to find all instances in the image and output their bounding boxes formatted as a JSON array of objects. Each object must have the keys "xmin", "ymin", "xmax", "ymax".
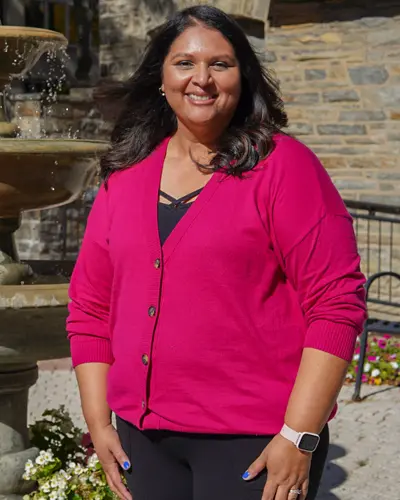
[
  {"xmin": 142, "ymin": 354, "xmax": 149, "ymax": 366},
  {"xmin": 154, "ymin": 258, "xmax": 161, "ymax": 269},
  {"xmin": 148, "ymin": 306, "xmax": 156, "ymax": 317}
]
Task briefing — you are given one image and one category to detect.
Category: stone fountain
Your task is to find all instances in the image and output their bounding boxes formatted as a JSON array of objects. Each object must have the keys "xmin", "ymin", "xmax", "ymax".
[{"xmin": 0, "ymin": 26, "xmax": 108, "ymax": 498}]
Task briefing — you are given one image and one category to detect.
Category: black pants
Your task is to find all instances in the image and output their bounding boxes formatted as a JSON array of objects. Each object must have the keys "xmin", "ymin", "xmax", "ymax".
[{"xmin": 117, "ymin": 418, "xmax": 329, "ymax": 500}]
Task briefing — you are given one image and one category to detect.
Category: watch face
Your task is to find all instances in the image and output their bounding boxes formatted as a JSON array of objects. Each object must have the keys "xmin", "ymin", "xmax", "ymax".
[{"xmin": 298, "ymin": 433, "xmax": 320, "ymax": 452}]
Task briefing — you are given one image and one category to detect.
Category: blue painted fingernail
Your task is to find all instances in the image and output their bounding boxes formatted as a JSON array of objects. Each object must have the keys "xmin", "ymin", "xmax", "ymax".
[
  {"xmin": 123, "ymin": 461, "xmax": 130, "ymax": 470},
  {"xmin": 242, "ymin": 471, "xmax": 250, "ymax": 479}
]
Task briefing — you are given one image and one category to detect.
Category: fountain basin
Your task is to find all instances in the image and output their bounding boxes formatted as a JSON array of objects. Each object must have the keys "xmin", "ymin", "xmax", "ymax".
[
  {"xmin": 0, "ymin": 26, "xmax": 67, "ymax": 83},
  {"xmin": 0, "ymin": 283, "xmax": 70, "ymax": 364},
  {"xmin": 0, "ymin": 139, "xmax": 108, "ymax": 217}
]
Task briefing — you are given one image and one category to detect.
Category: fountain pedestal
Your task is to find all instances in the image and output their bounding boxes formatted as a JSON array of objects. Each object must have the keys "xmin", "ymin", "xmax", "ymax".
[
  {"xmin": 0, "ymin": 364, "xmax": 39, "ymax": 499},
  {"xmin": 0, "ymin": 284, "xmax": 72, "ymax": 499},
  {"xmin": 0, "ymin": 24, "xmax": 108, "ymax": 498}
]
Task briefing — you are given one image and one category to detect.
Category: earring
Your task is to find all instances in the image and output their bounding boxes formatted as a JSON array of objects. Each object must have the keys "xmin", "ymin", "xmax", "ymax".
[{"xmin": 159, "ymin": 86, "xmax": 165, "ymax": 96}]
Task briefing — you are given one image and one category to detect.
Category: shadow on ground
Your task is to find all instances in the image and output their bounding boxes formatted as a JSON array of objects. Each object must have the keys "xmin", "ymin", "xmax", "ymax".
[{"xmin": 317, "ymin": 444, "xmax": 347, "ymax": 500}]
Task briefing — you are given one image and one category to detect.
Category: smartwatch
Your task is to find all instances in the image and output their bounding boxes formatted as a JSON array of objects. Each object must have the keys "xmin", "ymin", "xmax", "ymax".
[{"xmin": 280, "ymin": 424, "xmax": 320, "ymax": 453}]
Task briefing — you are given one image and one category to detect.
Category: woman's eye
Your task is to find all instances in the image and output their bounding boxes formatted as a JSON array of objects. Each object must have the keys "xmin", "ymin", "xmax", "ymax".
[
  {"xmin": 176, "ymin": 60, "xmax": 193, "ymax": 67},
  {"xmin": 213, "ymin": 62, "xmax": 229, "ymax": 69}
]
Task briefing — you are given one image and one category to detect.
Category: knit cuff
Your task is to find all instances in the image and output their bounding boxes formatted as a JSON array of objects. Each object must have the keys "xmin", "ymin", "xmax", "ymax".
[
  {"xmin": 70, "ymin": 336, "xmax": 114, "ymax": 367},
  {"xmin": 304, "ymin": 320, "xmax": 359, "ymax": 362}
]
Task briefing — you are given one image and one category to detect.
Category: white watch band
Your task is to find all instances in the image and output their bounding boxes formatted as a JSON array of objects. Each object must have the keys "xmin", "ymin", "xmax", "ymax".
[{"xmin": 280, "ymin": 424, "xmax": 301, "ymax": 445}]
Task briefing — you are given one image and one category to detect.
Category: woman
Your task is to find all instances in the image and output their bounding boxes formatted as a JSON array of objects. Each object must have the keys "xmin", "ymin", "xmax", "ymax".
[{"xmin": 67, "ymin": 5, "xmax": 366, "ymax": 500}]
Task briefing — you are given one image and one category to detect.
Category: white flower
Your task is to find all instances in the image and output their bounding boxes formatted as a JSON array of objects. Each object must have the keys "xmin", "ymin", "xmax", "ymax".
[
  {"xmin": 371, "ymin": 368, "xmax": 380, "ymax": 377},
  {"xmin": 43, "ymin": 450, "xmax": 54, "ymax": 462},
  {"xmin": 70, "ymin": 463, "xmax": 85, "ymax": 476},
  {"xmin": 50, "ymin": 492, "xmax": 66, "ymax": 500},
  {"xmin": 363, "ymin": 362, "xmax": 371, "ymax": 373},
  {"xmin": 353, "ymin": 354, "xmax": 360, "ymax": 361},
  {"xmin": 59, "ymin": 469, "xmax": 71, "ymax": 481},
  {"xmin": 39, "ymin": 481, "xmax": 51, "ymax": 493},
  {"xmin": 391, "ymin": 361, "xmax": 399, "ymax": 370},
  {"xmin": 25, "ymin": 459, "xmax": 34, "ymax": 472},
  {"xmin": 50, "ymin": 477, "xmax": 60, "ymax": 488},
  {"xmin": 88, "ymin": 453, "xmax": 100, "ymax": 471},
  {"xmin": 346, "ymin": 373, "xmax": 353, "ymax": 379}
]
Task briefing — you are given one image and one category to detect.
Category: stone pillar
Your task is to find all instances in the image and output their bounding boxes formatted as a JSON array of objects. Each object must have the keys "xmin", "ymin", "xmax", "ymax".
[
  {"xmin": 0, "ymin": 363, "xmax": 39, "ymax": 499},
  {"xmin": 73, "ymin": 0, "xmax": 94, "ymax": 83},
  {"xmin": 1, "ymin": 0, "xmax": 25, "ymax": 26}
]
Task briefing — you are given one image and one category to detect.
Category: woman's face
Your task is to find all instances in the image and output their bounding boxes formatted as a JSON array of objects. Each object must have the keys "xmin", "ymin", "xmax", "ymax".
[{"xmin": 162, "ymin": 24, "xmax": 241, "ymax": 135}]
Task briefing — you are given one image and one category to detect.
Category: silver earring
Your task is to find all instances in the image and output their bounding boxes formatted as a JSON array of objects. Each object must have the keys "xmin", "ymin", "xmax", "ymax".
[{"xmin": 159, "ymin": 86, "xmax": 165, "ymax": 96}]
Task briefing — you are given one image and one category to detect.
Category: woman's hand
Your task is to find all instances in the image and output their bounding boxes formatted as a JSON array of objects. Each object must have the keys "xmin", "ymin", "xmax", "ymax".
[
  {"xmin": 243, "ymin": 434, "xmax": 312, "ymax": 500},
  {"xmin": 89, "ymin": 423, "xmax": 132, "ymax": 500}
]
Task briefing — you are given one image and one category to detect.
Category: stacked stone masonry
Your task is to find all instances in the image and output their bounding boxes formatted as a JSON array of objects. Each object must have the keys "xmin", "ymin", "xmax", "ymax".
[
  {"xmin": 14, "ymin": 0, "xmax": 400, "ymax": 265},
  {"xmin": 266, "ymin": 14, "xmax": 400, "ymax": 205},
  {"xmin": 99, "ymin": 0, "xmax": 269, "ymax": 80}
]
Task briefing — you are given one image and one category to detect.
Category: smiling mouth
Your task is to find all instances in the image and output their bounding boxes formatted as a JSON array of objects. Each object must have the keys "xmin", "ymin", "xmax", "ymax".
[{"xmin": 186, "ymin": 93, "xmax": 217, "ymax": 103}]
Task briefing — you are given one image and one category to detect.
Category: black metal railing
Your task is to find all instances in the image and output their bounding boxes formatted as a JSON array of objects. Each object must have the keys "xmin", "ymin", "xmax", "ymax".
[
  {"xmin": 344, "ymin": 200, "xmax": 400, "ymax": 400},
  {"xmin": 344, "ymin": 199, "xmax": 400, "ymax": 308}
]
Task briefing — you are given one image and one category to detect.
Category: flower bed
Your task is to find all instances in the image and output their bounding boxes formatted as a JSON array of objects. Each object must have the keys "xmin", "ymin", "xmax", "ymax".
[
  {"xmin": 23, "ymin": 337, "xmax": 399, "ymax": 498},
  {"xmin": 346, "ymin": 335, "xmax": 400, "ymax": 386},
  {"xmin": 23, "ymin": 407, "xmax": 120, "ymax": 500}
]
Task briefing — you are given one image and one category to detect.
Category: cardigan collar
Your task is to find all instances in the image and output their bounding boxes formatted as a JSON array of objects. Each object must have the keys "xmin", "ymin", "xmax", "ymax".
[{"xmin": 144, "ymin": 137, "xmax": 223, "ymax": 263}]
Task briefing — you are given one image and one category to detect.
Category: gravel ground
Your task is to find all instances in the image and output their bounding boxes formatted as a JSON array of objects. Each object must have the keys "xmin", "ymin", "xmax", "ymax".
[{"xmin": 29, "ymin": 366, "xmax": 400, "ymax": 499}]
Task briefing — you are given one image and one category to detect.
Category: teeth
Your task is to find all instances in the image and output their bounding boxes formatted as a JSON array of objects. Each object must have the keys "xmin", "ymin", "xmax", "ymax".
[{"xmin": 188, "ymin": 94, "xmax": 213, "ymax": 101}]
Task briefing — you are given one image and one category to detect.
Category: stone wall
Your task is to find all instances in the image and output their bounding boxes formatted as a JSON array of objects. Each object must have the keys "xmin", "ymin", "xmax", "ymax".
[
  {"xmin": 14, "ymin": 0, "xmax": 400, "ymax": 261},
  {"xmin": 99, "ymin": 0, "xmax": 269, "ymax": 81},
  {"xmin": 266, "ymin": 14, "xmax": 400, "ymax": 204},
  {"xmin": 99, "ymin": 0, "xmax": 400, "ymax": 204},
  {"xmin": 270, "ymin": 0, "xmax": 400, "ymax": 26}
]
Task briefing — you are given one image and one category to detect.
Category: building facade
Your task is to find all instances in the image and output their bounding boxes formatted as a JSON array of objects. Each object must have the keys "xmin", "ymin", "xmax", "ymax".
[{"xmin": 2, "ymin": 0, "xmax": 400, "ymax": 260}]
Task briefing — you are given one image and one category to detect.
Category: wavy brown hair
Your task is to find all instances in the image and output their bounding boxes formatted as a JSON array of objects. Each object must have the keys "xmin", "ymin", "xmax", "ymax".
[{"xmin": 96, "ymin": 5, "xmax": 288, "ymax": 181}]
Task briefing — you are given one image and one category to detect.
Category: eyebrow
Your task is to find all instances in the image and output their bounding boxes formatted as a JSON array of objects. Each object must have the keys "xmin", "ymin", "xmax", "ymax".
[{"xmin": 170, "ymin": 52, "xmax": 236, "ymax": 62}]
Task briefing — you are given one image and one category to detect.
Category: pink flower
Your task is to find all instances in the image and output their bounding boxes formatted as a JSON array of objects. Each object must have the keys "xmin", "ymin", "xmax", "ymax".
[
  {"xmin": 354, "ymin": 347, "xmax": 360, "ymax": 354},
  {"xmin": 81, "ymin": 432, "xmax": 93, "ymax": 449},
  {"xmin": 368, "ymin": 356, "xmax": 377, "ymax": 362},
  {"xmin": 378, "ymin": 340, "xmax": 387, "ymax": 349},
  {"xmin": 383, "ymin": 334, "xmax": 391, "ymax": 339},
  {"xmin": 362, "ymin": 374, "xmax": 368, "ymax": 383},
  {"xmin": 86, "ymin": 447, "xmax": 96, "ymax": 459},
  {"xmin": 390, "ymin": 354, "xmax": 397, "ymax": 360}
]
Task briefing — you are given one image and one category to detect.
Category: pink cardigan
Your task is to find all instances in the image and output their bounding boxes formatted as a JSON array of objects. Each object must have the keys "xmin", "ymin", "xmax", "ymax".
[{"xmin": 67, "ymin": 134, "xmax": 366, "ymax": 435}]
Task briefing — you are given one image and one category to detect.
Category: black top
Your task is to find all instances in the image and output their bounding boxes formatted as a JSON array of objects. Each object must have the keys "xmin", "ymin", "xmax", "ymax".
[{"xmin": 158, "ymin": 188, "xmax": 203, "ymax": 246}]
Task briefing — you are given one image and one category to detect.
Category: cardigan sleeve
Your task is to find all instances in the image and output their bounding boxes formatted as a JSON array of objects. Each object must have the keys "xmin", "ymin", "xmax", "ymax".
[
  {"xmin": 268, "ymin": 137, "xmax": 367, "ymax": 361},
  {"xmin": 66, "ymin": 184, "xmax": 114, "ymax": 367}
]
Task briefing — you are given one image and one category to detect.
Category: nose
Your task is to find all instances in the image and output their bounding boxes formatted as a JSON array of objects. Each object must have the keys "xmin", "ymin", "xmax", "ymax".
[{"xmin": 192, "ymin": 63, "xmax": 212, "ymax": 87}]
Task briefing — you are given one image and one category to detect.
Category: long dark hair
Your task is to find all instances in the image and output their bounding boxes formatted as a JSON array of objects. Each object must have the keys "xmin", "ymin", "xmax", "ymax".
[{"xmin": 97, "ymin": 5, "xmax": 288, "ymax": 181}]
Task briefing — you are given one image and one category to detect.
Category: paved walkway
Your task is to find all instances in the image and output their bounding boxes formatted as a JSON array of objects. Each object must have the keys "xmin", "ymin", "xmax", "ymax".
[
  {"xmin": 29, "ymin": 368, "xmax": 399, "ymax": 499},
  {"xmin": 318, "ymin": 385, "xmax": 399, "ymax": 500}
]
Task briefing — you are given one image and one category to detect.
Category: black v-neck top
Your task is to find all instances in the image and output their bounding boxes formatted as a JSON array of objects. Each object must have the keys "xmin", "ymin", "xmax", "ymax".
[{"xmin": 158, "ymin": 188, "xmax": 203, "ymax": 247}]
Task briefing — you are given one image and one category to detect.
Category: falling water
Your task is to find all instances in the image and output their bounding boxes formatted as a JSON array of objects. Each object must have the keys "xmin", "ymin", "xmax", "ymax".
[{"xmin": 1, "ymin": 32, "xmax": 74, "ymax": 281}]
